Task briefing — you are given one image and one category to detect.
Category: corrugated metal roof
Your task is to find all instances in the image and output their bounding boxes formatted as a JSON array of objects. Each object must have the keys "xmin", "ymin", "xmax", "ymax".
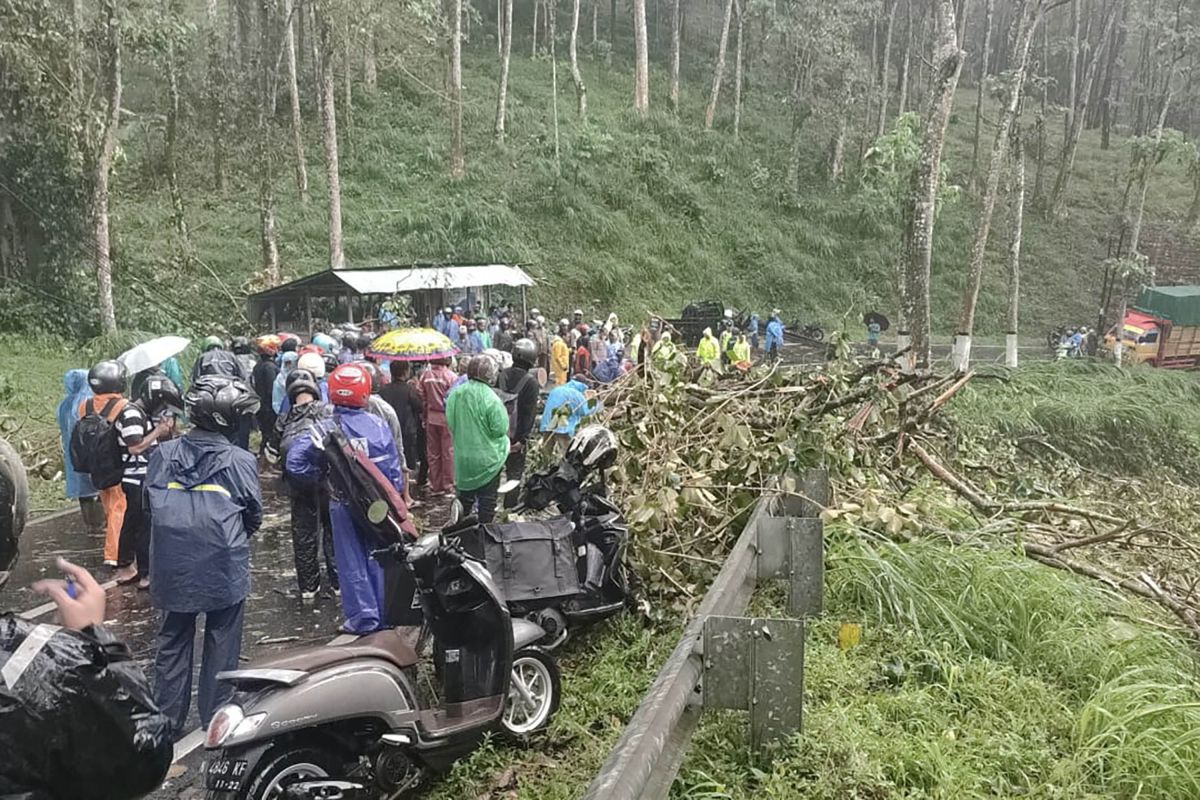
[{"xmin": 333, "ymin": 265, "xmax": 534, "ymax": 294}]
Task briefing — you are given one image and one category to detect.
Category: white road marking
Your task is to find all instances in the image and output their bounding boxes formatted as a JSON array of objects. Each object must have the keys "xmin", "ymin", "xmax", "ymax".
[{"xmin": 18, "ymin": 579, "xmax": 119, "ymax": 620}]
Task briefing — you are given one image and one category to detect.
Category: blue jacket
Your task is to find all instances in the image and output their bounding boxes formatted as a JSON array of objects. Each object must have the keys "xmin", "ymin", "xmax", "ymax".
[
  {"xmin": 766, "ymin": 318, "xmax": 785, "ymax": 351},
  {"xmin": 57, "ymin": 369, "xmax": 97, "ymax": 500},
  {"xmin": 146, "ymin": 429, "xmax": 262, "ymax": 613},
  {"xmin": 286, "ymin": 407, "xmax": 405, "ymax": 494},
  {"xmin": 747, "ymin": 315, "xmax": 760, "ymax": 336},
  {"xmin": 272, "ymin": 353, "xmax": 299, "ymax": 414},
  {"xmin": 540, "ymin": 380, "xmax": 599, "ymax": 436},
  {"xmin": 445, "ymin": 319, "xmax": 462, "ymax": 346},
  {"xmin": 433, "ymin": 312, "xmax": 447, "ymax": 335}
]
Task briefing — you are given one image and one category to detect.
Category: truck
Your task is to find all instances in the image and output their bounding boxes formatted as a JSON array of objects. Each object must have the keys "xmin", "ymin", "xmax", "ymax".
[{"xmin": 1110, "ymin": 285, "xmax": 1200, "ymax": 367}]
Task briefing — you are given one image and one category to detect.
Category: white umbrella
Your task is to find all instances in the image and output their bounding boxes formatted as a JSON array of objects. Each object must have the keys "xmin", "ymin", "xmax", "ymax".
[{"xmin": 118, "ymin": 335, "xmax": 191, "ymax": 375}]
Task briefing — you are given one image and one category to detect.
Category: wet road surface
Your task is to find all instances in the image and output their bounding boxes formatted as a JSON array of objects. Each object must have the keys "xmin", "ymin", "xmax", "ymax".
[{"xmin": 7, "ymin": 475, "xmax": 453, "ymax": 799}]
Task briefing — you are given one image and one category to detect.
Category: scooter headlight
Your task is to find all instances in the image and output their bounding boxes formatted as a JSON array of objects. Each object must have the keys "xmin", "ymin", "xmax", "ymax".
[{"xmin": 206, "ymin": 706, "xmax": 268, "ymax": 748}]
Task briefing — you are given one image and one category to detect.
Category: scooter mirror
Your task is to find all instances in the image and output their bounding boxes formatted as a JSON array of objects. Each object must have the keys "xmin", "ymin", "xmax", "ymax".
[{"xmin": 367, "ymin": 499, "xmax": 389, "ymax": 525}]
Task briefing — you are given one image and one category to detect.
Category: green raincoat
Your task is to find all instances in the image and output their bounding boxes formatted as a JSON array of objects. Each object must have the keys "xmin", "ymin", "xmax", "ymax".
[{"xmin": 445, "ymin": 379, "xmax": 510, "ymax": 491}]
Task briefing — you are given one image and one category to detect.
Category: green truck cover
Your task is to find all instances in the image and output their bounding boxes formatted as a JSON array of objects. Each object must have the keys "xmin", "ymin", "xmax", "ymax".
[{"xmin": 1132, "ymin": 285, "xmax": 1200, "ymax": 327}]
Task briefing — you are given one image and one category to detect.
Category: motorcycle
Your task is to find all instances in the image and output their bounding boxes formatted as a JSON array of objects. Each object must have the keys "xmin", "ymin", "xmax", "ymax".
[
  {"xmin": 452, "ymin": 426, "xmax": 629, "ymax": 650},
  {"xmin": 201, "ymin": 430, "xmax": 562, "ymax": 800}
]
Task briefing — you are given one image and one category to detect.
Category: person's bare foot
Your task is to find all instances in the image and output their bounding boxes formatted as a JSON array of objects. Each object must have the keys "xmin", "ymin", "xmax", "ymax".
[{"xmin": 113, "ymin": 566, "xmax": 138, "ymax": 584}]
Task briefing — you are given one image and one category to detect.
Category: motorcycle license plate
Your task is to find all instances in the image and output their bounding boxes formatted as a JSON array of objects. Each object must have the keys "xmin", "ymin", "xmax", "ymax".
[{"xmin": 203, "ymin": 756, "xmax": 249, "ymax": 792}]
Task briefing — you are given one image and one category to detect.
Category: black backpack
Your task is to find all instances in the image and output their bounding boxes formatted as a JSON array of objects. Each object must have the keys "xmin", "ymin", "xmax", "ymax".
[{"xmin": 69, "ymin": 397, "xmax": 127, "ymax": 489}]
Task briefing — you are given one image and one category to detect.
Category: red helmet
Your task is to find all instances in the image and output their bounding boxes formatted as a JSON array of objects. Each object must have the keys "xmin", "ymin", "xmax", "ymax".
[
  {"xmin": 298, "ymin": 344, "xmax": 322, "ymax": 356},
  {"xmin": 328, "ymin": 364, "xmax": 371, "ymax": 408}
]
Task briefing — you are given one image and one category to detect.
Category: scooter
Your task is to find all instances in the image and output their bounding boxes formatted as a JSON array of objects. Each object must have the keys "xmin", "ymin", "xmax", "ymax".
[{"xmin": 201, "ymin": 432, "xmax": 561, "ymax": 800}]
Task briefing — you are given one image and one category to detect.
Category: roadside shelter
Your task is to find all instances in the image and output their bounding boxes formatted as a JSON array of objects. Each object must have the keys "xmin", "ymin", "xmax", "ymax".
[{"xmin": 246, "ymin": 263, "xmax": 536, "ymax": 331}]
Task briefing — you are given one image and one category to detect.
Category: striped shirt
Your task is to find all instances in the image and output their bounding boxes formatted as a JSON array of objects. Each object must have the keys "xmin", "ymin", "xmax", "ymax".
[{"xmin": 116, "ymin": 404, "xmax": 150, "ymax": 484}]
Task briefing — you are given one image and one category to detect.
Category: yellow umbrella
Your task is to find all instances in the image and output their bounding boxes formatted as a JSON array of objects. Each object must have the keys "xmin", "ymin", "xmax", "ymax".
[{"xmin": 367, "ymin": 327, "xmax": 460, "ymax": 362}]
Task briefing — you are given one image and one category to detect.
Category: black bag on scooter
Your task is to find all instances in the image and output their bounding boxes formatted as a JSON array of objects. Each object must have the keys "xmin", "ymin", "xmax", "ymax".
[{"xmin": 457, "ymin": 518, "xmax": 581, "ymax": 610}]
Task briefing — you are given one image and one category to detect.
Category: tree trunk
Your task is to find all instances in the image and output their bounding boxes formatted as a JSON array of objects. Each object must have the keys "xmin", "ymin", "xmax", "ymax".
[
  {"xmin": 1032, "ymin": 22, "xmax": 1048, "ymax": 203},
  {"xmin": 1006, "ymin": 127, "xmax": 1025, "ymax": 367},
  {"xmin": 316, "ymin": 5, "xmax": 345, "ymax": 268},
  {"xmin": 609, "ymin": 0, "xmax": 617, "ymax": 47},
  {"xmin": 875, "ymin": 0, "xmax": 899, "ymax": 139},
  {"xmin": 342, "ymin": 20, "xmax": 353, "ymax": 158},
  {"xmin": 1065, "ymin": 0, "xmax": 1079, "ymax": 139},
  {"xmin": 206, "ymin": 0, "xmax": 227, "ymax": 192},
  {"xmin": 283, "ymin": 0, "xmax": 309, "ymax": 203},
  {"xmin": 969, "ymin": 0, "xmax": 993, "ymax": 186},
  {"xmin": 495, "ymin": 0, "xmax": 514, "ymax": 140},
  {"xmin": 732, "ymin": 0, "xmax": 744, "ymax": 139},
  {"xmin": 257, "ymin": 0, "xmax": 280, "ymax": 283},
  {"xmin": 633, "ymin": 0, "xmax": 650, "ymax": 115},
  {"xmin": 165, "ymin": 3, "xmax": 188, "ymax": 253},
  {"xmin": 364, "ymin": 31, "xmax": 378, "ymax": 90},
  {"xmin": 532, "ymin": 0, "xmax": 540, "ymax": 57},
  {"xmin": 1187, "ymin": 162, "xmax": 1200, "ymax": 232},
  {"xmin": 896, "ymin": 0, "xmax": 911, "ymax": 117},
  {"xmin": 550, "ymin": 0, "xmax": 562, "ymax": 170},
  {"xmin": 94, "ymin": 0, "xmax": 123, "ymax": 335},
  {"xmin": 904, "ymin": 0, "xmax": 965, "ymax": 368},
  {"xmin": 828, "ymin": 107, "xmax": 848, "ymax": 183},
  {"xmin": 954, "ymin": 0, "xmax": 1041, "ymax": 370},
  {"xmin": 592, "ymin": 0, "xmax": 598, "ymax": 44},
  {"xmin": 569, "ymin": 0, "xmax": 588, "ymax": 119},
  {"xmin": 703, "ymin": 0, "xmax": 734, "ymax": 129},
  {"xmin": 1130, "ymin": 91, "xmax": 1172, "ymax": 258},
  {"xmin": 786, "ymin": 87, "xmax": 811, "ymax": 196},
  {"xmin": 1049, "ymin": 0, "xmax": 1120, "ymax": 218},
  {"xmin": 450, "ymin": 0, "xmax": 466, "ymax": 177},
  {"xmin": 669, "ymin": 0, "xmax": 682, "ymax": 112}
]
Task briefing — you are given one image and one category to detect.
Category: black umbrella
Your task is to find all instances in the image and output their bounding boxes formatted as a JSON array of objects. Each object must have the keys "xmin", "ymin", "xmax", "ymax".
[{"xmin": 863, "ymin": 312, "xmax": 890, "ymax": 331}]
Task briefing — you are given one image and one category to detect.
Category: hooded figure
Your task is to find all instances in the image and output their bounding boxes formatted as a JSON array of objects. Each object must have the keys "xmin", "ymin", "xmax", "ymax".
[
  {"xmin": 445, "ymin": 356, "xmax": 510, "ymax": 523},
  {"xmin": 746, "ymin": 313, "xmax": 761, "ymax": 352},
  {"xmin": 765, "ymin": 311, "xmax": 785, "ymax": 361},
  {"xmin": 272, "ymin": 351, "xmax": 300, "ymax": 414},
  {"xmin": 57, "ymin": 370, "xmax": 101, "ymax": 515},
  {"xmin": 540, "ymin": 379, "xmax": 600, "ymax": 437},
  {"xmin": 697, "ymin": 328, "xmax": 720, "ymax": 370}
]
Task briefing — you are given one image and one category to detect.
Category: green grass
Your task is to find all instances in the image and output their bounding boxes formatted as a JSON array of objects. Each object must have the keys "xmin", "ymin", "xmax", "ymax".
[
  {"xmin": 675, "ymin": 533, "xmax": 1200, "ymax": 800},
  {"xmin": 81, "ymin": 37, "xmax": 1196, "ymax": 339}
]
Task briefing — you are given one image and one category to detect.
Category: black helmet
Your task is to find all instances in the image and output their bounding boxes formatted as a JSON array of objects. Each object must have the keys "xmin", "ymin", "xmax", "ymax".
[
  {"xmin": 512, "ymin": 337, "xmax": 538, "ymax": 368},
  {"xmin": 87, "ymin": 360, "xmax": 127, "ymax": 394},
  {"xmin": 342, "ymin": 334, "xmax": 357, "ymax": 350},
  {"xmin": 0, "ymin": 437, "xmax": 28, "ymax": 588},
  {"xmin": 566, "ymin": 425, "xmax": 618, "ymax": 473},
  {"xmin": 185, "ymin": 375, "xmax": 260, "ymax": 437},
  {"xmin": 280, "ymin": 337, "xmax": 299, "ymax": 354},
  {"xmin": 137, "ymin": 372, "xmax": 183, "ymax": 417},
  {"xmin": 356, "ymin": 332, "xmax": 375, "ymax": 352},
  {"xmin": 231, "ymin": 336, "xmax": 252, "ymax": 355},
  {"xmin": 286, "ymin": 368, "xmax": 321, "ymax": 403}
]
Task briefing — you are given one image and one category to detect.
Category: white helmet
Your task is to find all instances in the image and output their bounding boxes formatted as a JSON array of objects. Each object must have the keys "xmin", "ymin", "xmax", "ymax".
[
  {"xmin": 297, "ymin": 352, "xmax": 326, "ymax": 379},
  {"xmin": 724, "ymin": 309, "xmax": 734, "ymax": 319},
  {"xmin": 566, "ymin": 425, "xmax": 619, "ymax": 472}
]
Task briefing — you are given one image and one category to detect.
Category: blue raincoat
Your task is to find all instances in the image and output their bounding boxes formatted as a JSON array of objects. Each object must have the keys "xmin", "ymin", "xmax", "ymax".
[
  {"xmin": 765, "ymin": 317, "xmax": 785, "ymax": 354},
  {"xmin": 145, "ymin": 429, "xmax": 262, "ymax": 613},
  {"xmin": 287, "ymin": 407, "xmax": 404, "ymax": 633},
  {"xmin": 746, "ymin": 314, "xmax": 761, "ymax": 350},
  {"xmin": 57, "ymin": 369, "xmax": 97, "ymax": 500},
  {"xmin": 433, "ymin": 311, "xmax": 447, "ymax": 335},
  {"xmin": 540, "ymin": 380, "xmax": 600, "ymax": 436},
  {"xmin": 445, "ymin": 318, "xmax": 462, "ymax": 347},
  {"xmin": 272, "ymin": 352, "xmax": 300, "ymax": 414}
]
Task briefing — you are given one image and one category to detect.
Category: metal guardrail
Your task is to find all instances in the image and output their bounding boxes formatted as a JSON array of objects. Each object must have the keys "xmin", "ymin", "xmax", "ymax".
[{"xmin": 583, "ymin": 470, "xmax": 830, "ymax": 800}]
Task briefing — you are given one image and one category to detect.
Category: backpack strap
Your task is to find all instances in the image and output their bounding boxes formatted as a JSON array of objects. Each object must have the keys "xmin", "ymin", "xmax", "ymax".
[
  {"xmin": 99, "ymin": 397, "xmax": 127, "ymax": 422},
  {"xmin": 84, "ymin": 398, "xmax": 96, "ymax": 417}
]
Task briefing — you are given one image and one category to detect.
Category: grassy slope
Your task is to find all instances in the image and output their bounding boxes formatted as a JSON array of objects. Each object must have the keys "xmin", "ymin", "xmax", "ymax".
[{"xmin": 109, "ymin": 44, "xmax": 1195, "ymax": 337}]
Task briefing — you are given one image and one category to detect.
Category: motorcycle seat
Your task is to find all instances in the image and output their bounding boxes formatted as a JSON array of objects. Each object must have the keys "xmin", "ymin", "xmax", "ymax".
[{"xmin": 250, "ymin": 627, "xmax": 421, "ymax": 674}]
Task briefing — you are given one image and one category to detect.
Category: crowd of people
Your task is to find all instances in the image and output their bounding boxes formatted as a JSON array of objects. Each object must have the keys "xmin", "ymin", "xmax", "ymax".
[{"xmin": 1055, "ymin": 325, "xmax": 1099, "ymax": 358}]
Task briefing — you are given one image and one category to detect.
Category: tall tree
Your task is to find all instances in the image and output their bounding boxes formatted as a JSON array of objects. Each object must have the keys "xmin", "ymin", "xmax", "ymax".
[
  {"xmin": 896, "ymin": 0, "xmax": 912, "ymax": 116},
  {"xmin": 495, "ymin": 0, "xmax": 514, "ymax": 140},
  {"xmin": 704, "ymin": 0, "xmax": 735, "ymax": 129},
  {"xmin": 449, "ymin": 0, "xmax": 466, "ymax": 177},
  {"xmin": 969, "ymin": 0, "xmax": 994, "ymax": 184},
  {"xmin": 549, "ymin": 0, "xmax": 562, "ymax": 169},
  {"xmin": 732, "ymin": 0, "xmax": 744, "ymax": 138},
  {"xmin": 205, "ymin": 0, "xmax": 228, "ymax": 191},
  {"xmin": 902, "ymin": 0, "xmax": 964, "ymax": 367},
  {"xmin": 1049, "ymin": 0, "xmax": 1121, "ymax": 217},
  {"xmin": 315, "ymin": 4, "xmax": 345, "ymax": 268},
  {"xmin": 1065, "ymin": 0, "xmax": 1080, "ymax": 137},
  {"xmin": 633, "ymin": 0, "xmax": 650, "ymax": 115},
  {"xmin": 953, "ymin": 0, "xmax": 1043, "ymax": 371},
  {"xmin": 1098, "ymin": 0, "xmax": 1128, "ymax": 149},
  {"xmin": 669, "ymin": 0, "xmax": 682, "ymax": 112},
  {"xmin": 569, "ymin": 0, "xmax": 588, "ymax": 119},
  {"xmin": 256, "ymin": 0, "xmax": 280, "ymax": 282},
  {"xmin": 1006, "ymin": 127, "xmax": 1026, "ymax": 367},
  {"xmin": 874, "ymin": 0, "xmax": 899, "ymax": 139},
  {"xmin": 163, "ymin": 0, "xmax": 188, "ymax": 252},
  {"xmin": 283, "ymin": 0, "xmax": 309, "ymax": 203},
  {"xmin": 90, "ymin": 0, "xmax": 123, "ymax": 333}
]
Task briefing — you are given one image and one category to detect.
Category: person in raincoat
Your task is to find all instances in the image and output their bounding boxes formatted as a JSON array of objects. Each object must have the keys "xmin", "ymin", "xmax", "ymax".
[
  {"xmin": 288, "ymin": 364, "xmax": 404, "ymax": 634},
  {"xmin": 652, "ymin": 330, "xmax": 680, "ymax": 367},
  {"xmin": 732, "ymin": 333, "xmax": 752, "ymax": 368},
  {"xmin": 1, "ymin": 440, "xmax": 172, "ymax": 798},
  {"xmin": 765, "ymin": 310, "xmax": 785, "ymax": 362},
  {"xmin": 445, "ymin": 355, "xmax": 509, "ymax": 523},
  {"xmin": 540, "ymin": 378, "xmax": 600, "ymax": 453},
  {"xmin": 58, "ymin": 369, "xmax": 105, "ymax": 538},
  {"xmin": 697, "ymin": 328, "xmax": 720, "ymax": 371},
  {"xmin": 467, "ymin": 318, "xmax": 492, "ymax": 354},
  {"xmin": 444, "ymin": 311, "xmax": 463, "ymax": 350},
  {"xmin": 80, "ymin": 360, "xmax": 128, "ymax": 566},
  {"xmin": 417, "ymin": 357, "xmax": 458, "ymax": 495},
  {"xmin": 551, "ymin": 322, "xmax": 571, "ymax": 385},
  {"xmin": 272, "ymin": 351, "xmax": 300, "ymax": 414},
  {"xmin": 145, "ymin": 376, "xmax": 262, "ymax": 736},
  {"xmin": 746, "ymin": 313, "xmax": 761, "ymax": 354}
]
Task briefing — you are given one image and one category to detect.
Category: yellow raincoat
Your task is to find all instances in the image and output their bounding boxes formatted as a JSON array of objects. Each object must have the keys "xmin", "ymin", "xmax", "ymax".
[
  {"xmin": 551, "ymin": 336, "xmax": 570, "ymax": 385},
  {"xmin": 697, "ymin": 329, "xmax": 720, "ymax": 369}
]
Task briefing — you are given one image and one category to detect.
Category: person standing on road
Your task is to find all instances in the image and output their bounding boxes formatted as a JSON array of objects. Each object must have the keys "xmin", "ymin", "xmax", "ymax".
[
  {"xmin": 765, "ymin": 310, "xmax": 785, "ymax": 363},
  {"xmin": 493, "ymin": 317, "xmax": 514, "ymax": 353},
  {"xmin": 551, "ymin": 323, "xmax": 571, "ymax": 386},
  {"xmin": 867, "ymin": 320, "xmax": 882, "ymax": 357},
  {"xmin": 146, "ymin": 375, "xmax": 262, "ymax": 737},
  {"xmin": 417, "ymin": 357, "xmax": 457, "ymax": 496},
  {"xmin": 446, "ymin": 356, "xmax": 510, "ymax": 523},
  {"xmin": 382, "ymin": 360, "xmax": 425, "ymax": 490},
  {"xmin": 499, "ymin": 339, "xmax": 541, "ymax": 509},
  {"xmin": 80, "ymin": 361, "xmax": 128, "ymax": 567},
  {"xmin": 252, "ymin": 338, "xmax": 280, "ymax": 453},
  {"xmin": 58, "ymin": 369, "xmax": 106, "ymax": 539}
]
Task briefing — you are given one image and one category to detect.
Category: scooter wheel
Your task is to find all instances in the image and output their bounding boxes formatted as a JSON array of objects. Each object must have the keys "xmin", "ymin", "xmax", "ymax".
[
  {"xmin": 501, "ymin": 649, "xmax": 562, "ymax": 740},
  {"xmin": 240, "ymin": 745, "xmax": 342, "ymax": 800}
]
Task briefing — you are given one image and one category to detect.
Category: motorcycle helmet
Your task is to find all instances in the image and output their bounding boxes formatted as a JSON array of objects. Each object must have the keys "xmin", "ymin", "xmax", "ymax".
[
  {"xmin": 137, "ymin": 373, "xmax": 183, "ymax": 417},
  {"xmin": 185, "ymin": 375, "xmax": 260, "ymax": 437},
  {"xmin": 255, "ymin": 334, "xmax": 281, "ymax": 356},
  {"xmin": 465, "ymin": 353, "xmax": 499, "ymax": 386},
  {"xmin": 200, "ymin": 335, "xmax": 224, "ymax": 352},
  {"xmin": 322, "ymin": 352, "xmax": 338, "ymax": 375},
  {"xmin": 313, "ymin": 333, "xmax": 337, "ymax": 353},
  {"xmin": 87, "ymin": 360, "xmax": 127, "ymax": 394},
  {"xmin": 328, "ymin": 364, "xmax": 371, "ymax": 408},
  {"xmin": 297, "ymin": 352, "xmax": 326, "ymax": 379},
  {"xmin": 566, "ymin": 425, "xmax": 619, "ymax": 472},
  {"xmin": 286, "ymin": 368, "xmax": 322, "ymax": 403},
  {"xmin": 512, "ymin": 338, "xmax": 538, "ymax": 369},
  {"xmin": 280, "ymin": 336, "xmax": 299, "ymax": 354},
  {"xmin": 355, "ymin": 361, "xmax": 384, "ymax": 393},
  {"xmin": 341, "ymin": 334, "xmax": 358, "ymax": 351},
  {"xmin": 0, "ymin": 437, "xmax": 28, "ymax": 589},
  {"xmin": 356, "ymin": 332, "xmax": 375, "ymax": 352},
  {"xmin": 230, "ymin": 336, "xmax": 252, "ymax": 355}
]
